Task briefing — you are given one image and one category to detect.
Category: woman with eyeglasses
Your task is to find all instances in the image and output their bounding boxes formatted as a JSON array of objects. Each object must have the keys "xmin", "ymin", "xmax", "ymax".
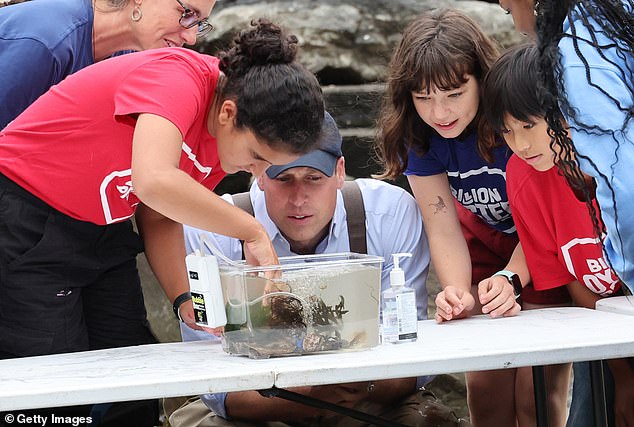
[
  {"xmin": 0, "ymin": 18, "xmax": 324, "ymax": 425},
  {"xmin": 0, "ymin": 0, "xmax": 215, "ymax": 130}
]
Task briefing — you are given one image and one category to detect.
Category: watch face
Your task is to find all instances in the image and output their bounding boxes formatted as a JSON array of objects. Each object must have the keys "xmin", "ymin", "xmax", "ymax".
[
  {"xmin": 510, "ymin": 274, "xmax": 522, "ymax": 298},
  {"xmin": 495, "ymin": 271, "xmax": 522, "ymax": 299}
]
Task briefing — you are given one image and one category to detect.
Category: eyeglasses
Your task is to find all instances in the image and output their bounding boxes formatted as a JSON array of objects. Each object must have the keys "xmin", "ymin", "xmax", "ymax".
[{"xmin": 175, "ymin": 0, "xmax": 213, "ymax": 37}]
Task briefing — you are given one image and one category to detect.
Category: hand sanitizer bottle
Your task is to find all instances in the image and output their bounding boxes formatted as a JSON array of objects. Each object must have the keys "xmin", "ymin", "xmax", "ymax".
[{"xmin": 382, "ymin": 253, "xmax": 418, "ymax": 344}]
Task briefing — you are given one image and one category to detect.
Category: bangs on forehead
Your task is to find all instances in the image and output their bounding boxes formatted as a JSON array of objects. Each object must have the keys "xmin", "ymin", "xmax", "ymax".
[
  {"xmin": 482, "ymin": 44, "xmax": 546, "ymax": 132},
  {"xmin": 410, "ymin": 45, "xmax": 472, "ymax": 93},
  {"xmin": 502, "ymin": 101, "xmax": 544, "ymax": 129}
]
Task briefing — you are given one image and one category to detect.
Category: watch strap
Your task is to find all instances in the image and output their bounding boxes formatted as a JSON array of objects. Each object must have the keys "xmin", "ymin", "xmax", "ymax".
[
  {"xmin": 172, "ymin": 291, "xmax": 192, "ymax": 321},
  {"xmin": 494, "ymin": 270, "xmax": 522, "ymax": 299}
]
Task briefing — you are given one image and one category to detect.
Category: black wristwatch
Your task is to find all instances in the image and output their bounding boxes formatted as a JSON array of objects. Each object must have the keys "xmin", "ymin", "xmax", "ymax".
[
  {"xmin": 172, "ymin": 291, "xmax": 192, "ymax": 321},
  {"xmin": 494, "ymin": 270, "xmax": 523, "ymax": 299}
]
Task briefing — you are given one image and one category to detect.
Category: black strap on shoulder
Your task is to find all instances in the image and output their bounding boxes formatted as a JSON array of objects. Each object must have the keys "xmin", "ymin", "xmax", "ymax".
[{"xmin": 341, "ymin": 181, "xmax": 367, "ymax": 254}]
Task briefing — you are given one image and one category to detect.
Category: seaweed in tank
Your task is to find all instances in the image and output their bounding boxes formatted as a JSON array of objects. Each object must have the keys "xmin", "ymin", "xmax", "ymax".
[
  {"xmin": 223, "ymin": 292, "xmax": 354, "ymax": 358},
  {"xmin": 310, "ymin": 295, "xmax": 349, "ymax": 325}
]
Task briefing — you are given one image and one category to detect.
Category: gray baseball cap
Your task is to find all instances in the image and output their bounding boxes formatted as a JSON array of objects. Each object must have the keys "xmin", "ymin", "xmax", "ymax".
[{"xmin": 266, "ymin": 112, "xmax": 343, "ymax": 178}]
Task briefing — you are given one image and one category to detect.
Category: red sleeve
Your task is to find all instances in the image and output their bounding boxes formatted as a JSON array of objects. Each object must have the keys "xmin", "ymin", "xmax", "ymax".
[
  {"xmin": 112, "ymin": 51, "xmax": 219, "ymax": 138},
  {"xmin": 507, "ymin": 156, "xmax": 575, "ymax": 290}
]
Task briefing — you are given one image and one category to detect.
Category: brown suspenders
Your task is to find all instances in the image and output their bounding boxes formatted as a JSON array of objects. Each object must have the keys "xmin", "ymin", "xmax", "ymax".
[
  {"xmin": 231, "ymin": 192, "xmax": 254, "ymax": 216},
  {"xmin": 339, "ymin": 181, "xmax": 367, "ymax": 254}
]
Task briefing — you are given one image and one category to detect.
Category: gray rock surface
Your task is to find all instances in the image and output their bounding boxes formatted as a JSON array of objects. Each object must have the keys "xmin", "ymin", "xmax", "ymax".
[{"xmin": 197, "ymin": 0, "xmax": 524, "ymax": 84}]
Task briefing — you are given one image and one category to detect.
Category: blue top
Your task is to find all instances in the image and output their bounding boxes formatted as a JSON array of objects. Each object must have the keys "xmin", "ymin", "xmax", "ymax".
[
  {"xmin": 559, "ymin": 1, "xmax": 634, "ymax": 292},
  {"xmin": 182, "ymin": 178, "xmax": 432, "ymax": 419},
  {"xmin": 0, "ymin": 0, "xmax": 94, "ymax": 129},
  {"xmin": 405, "ymin": 132, "xmax": 515, "ymax": 234}
]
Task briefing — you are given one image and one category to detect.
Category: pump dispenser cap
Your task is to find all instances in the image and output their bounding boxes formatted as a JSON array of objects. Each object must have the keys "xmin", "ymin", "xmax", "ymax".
[{"xmin": 390, "ymin": 253, "xmax": 412, "ymax": 287}]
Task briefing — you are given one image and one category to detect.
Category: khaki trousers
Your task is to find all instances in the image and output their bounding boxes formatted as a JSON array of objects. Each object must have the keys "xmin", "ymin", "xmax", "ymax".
[{"xmin": 166, "ymin": 390, "xmax": 470, "ymax": 427}]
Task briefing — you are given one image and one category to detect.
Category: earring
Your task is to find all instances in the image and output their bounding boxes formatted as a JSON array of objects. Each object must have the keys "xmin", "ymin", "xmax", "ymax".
[
  {"xmin": 534, "ymin": 0, "xmax": 540, "ymax": 16},
  {"xmin": 131, "ymin": 6, "xmax": 143, "ymax": 22}
]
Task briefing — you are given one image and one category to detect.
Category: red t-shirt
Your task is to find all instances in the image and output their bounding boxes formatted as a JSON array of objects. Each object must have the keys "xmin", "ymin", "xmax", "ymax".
[
  {"xmin": 0, "ymin": 47, "xmax": 225, "ymax": 224},
  {"xmin": 507, "ymin": 155, "xmax": 620, "ymax": 296}
]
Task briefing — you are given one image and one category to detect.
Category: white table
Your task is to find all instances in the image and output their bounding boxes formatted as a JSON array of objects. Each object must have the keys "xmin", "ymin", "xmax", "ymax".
[
  {"xmin": 595, "ymin": 295, "xmax": 634, "ymax": 316},
  {"xmin": 2, "ymin": 307, "xmax": 634, "ymax": 422}
]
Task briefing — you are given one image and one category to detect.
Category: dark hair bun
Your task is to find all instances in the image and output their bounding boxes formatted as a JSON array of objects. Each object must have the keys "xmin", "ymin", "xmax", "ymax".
[
  {"xmin": 217, "ymin": 19, "xmax": 324, "ymax": 154},
  {"xmin": 219, "ymin": 19, "xmax": 298, "ymax": 78}
]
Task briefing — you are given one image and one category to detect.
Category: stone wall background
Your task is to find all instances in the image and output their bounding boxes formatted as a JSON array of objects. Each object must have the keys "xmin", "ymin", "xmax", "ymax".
[{"xmin": 196, "ymin": 0, "xmax": 522, "ymax": 84}]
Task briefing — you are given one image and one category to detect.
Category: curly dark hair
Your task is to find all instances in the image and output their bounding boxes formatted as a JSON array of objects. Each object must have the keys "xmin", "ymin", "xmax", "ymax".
[
  {"xmin": 218, "ymin": 19, "xmax": 324, "ymax": 154},
  {"xmin": 535, "ymin": 0, "xmax": 634, "ymax": 249},
  {"xmin": 375, "ymin": 9, "xmax": 500, "ymax": 179}
]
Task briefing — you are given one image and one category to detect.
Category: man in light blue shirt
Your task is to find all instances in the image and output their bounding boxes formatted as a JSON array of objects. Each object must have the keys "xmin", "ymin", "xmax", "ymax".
[{"xmin": 168, "ymin": 114, "xmax": 448, "ymax": 427}]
